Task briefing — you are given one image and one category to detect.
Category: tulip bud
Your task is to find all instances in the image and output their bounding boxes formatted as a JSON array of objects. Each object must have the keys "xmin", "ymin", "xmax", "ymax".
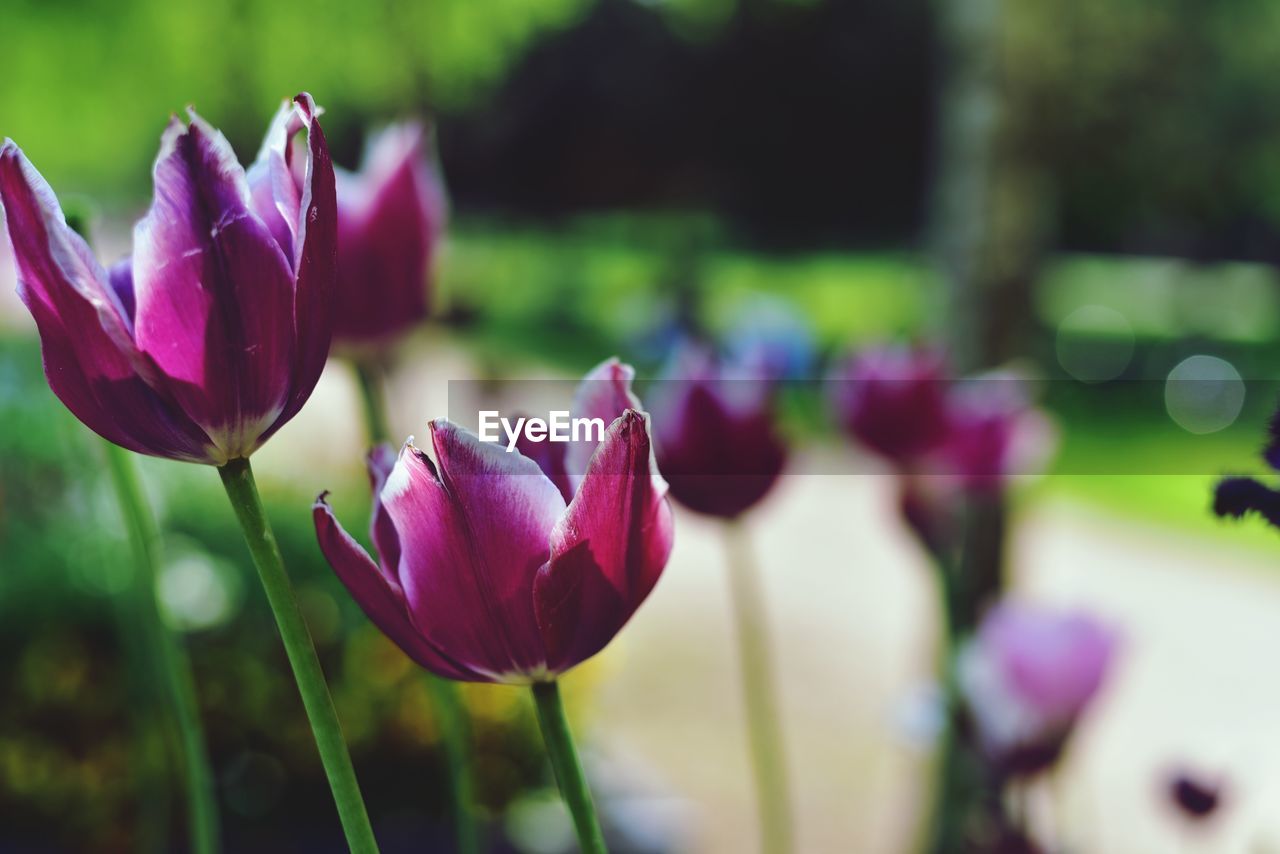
[
  {"xmin": 333, "ymin": 122, "xmax": 446, "ymax": 348},
  {"xmin": 958, "ymin": 603, "xmax": 1117, "ymax": 776},
  {"xmin": 314, "ymin": 359, "xmax": 674, "ymax": 682},
  {"xmin": 0, "ymin": 94, "xmax": 336, "ymax": 465},
  {"xmin": 649, "ymin": 343, "xmax": 788, "ymax": 519}
]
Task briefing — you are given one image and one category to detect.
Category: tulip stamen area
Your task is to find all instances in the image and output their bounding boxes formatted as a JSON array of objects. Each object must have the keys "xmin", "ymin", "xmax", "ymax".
[{"xmin": 477, "ymin": 410, "xmax": 605, "ymax": 452}]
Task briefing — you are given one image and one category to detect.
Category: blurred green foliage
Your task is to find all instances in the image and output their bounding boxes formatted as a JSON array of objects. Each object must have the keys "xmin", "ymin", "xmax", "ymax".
[
  {"xmin": 0, "ymin": 336, "xmax": 553, "ymax": 849},
  {"xmin": 444, "ymin": 217, "xmax": 937, "ymax": 364},
  {"xmin": 445, "ymin": 218, "xmax": 1280, "ymax": 358},
  {"xmin": 8, "ymin": 0, "xmax": 1280, "ymax": 254},
  {"xmin": 0, "ymin": 0, "xmax": 589, "ymax": 195},
  {"xmin": 1037, "ymin": 257, "xmax": 1280, "ymax": 344},
  {"xmin": 1002, "ymin": 0, "xmax": 1280, "ymax": 249}
]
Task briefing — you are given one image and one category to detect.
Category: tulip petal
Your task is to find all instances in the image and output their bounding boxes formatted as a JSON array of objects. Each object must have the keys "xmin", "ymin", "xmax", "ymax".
[
  {"xmin": 381, "ymin": 422, "xmax": 567, "ymax": 681},
  {"xmin": 1002, "ymin": 613, "xmax": 1112, "ymax": 716},
  {"xmin": 564, "ymin": 357, "xmax": 644, "ymax": 487},
  {"xmin": 271, "ymin": 93, "xmax": 337, "ymax": 433},
  {"xmin": 0, "ymin": 141, "xmax": 215, "ymax": 462},
  {"xmin": 535, "ymin": 410, "xmax": 674, "ymax": 672},
  {"xmin": 106, "ymin": 257, "xmax": 137, "ymax": 323},
  {"xmin": 251, "ymin": 96, "xmax": 312, "ymax": 259},
  {"xmin": 313, "ymin": 494, "xmax": 479, "ymax": 681},
  {"xmin": 366, "ymin": 442, "xmax": 403, "ymax": 571},
  {"xmin": 570, "ymin": 358, "xmax": 642, "ymax": 433},
  {"xmin": 246, "ymin": 155, "xmax": 298, "ymax": 263},
  {"xmin": 131, "ymin": 111, "xmax": 296, "ymax": 458}
]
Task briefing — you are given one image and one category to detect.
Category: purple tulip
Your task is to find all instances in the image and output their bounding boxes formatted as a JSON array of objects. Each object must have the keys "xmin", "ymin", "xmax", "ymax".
[
  {"xmin": 829, "ymin": 345, "xmax": 951, "ymax": 466},
  {"xmin": 0, "ymin": 94, "xmax": 335, "ymax": 465},
  {"xmin": 959, "ymin": 603, "xmax": 1117, "ymax": 775},
  {"xmin": 649, "ymin": 344, "xmax": 788, "ymax": 519},
  {"xmin": 832, "ymin": 346, "xmax": 1051, "ymax": 485},
  {"xmin": 313, "ymin": 359, "xmax": 675, "ymax": 683},
  {"xmin": 1169, "ymin": 772, "xmax": 1225, "ymax": 821},
  {"xmin": 333, "ymin": 122, "xmax": 446, "ymax": 347},
  {"xmin": 938, "ymin": 375, "xmax": 1045, "ymax": 490}
]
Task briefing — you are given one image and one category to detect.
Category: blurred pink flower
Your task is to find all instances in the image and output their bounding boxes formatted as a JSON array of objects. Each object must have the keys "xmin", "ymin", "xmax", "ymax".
[
  {"xmin": 939, "ymin": 372, "xmax": 1056, "ymax": 491},
  {"xmin": 831, "ymin": 345, "xmax": 1055, "ymax": 555},
  {"xmin": 831, "ymin": 345, "xmax": 1053, "ymax": 485},
  {"xmin": 829, "ymin": 345, "xmax": 951, "ymax": 465},
  {"xmin": 649, "ymin": 342, "xmax": 787, "ymax": 519},
  {"xmin": 333, "ymin": 122, "xmax": 446, "ymax": 348},
  {"xmin": 958, "ymin": 602, "xmax": 1117, "ymax": 775}
]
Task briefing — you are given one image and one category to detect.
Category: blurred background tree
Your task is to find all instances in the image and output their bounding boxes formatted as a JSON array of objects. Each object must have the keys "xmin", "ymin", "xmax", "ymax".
[{"xmin": 6, "ymin": 0, "xmax": 1280, "ymax": 261}]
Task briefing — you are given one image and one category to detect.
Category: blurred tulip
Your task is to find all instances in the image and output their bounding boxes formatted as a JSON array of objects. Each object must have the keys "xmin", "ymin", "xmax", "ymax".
[
  {"xmin": 958, "ymin": 603, "xmax": 1117, "ymax": 776},
  {"xmin": 830, "ymin": 346, "xmax": 1054, "ymax": 555},
  {"xmin": 649, "ymin": 343, "xmax": 787, "ymax": 519},
  {"xmin": 940, "ymin": 373, "xmax": 1054, "ymax": 490},
  {"xmin": 1169, "ymin": 772, "xmax": 1225, "ymax": 820},
  {"xmin": 314, "ymin": 359, "xmax": 674, "ymax": 682},
  {"xmin": 829, "ymin": 345, "xmax": 951, "ymax": 465},
  {"xmin": 0, "ymin": 94, "xmax": 335, "ymax": 465},
  {"xmin": 648, "ymin": 340, "xmax": 794, "ymax": 849},
  {"xmin": 830, "ymin": 347, "xmax": 1052, "ymax": 485},
  {"xmin": 334, "ymin": 122, "xmax": 446, "ymax": 348}
]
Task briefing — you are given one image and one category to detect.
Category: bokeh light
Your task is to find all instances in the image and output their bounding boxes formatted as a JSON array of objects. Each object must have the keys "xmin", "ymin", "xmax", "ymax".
[{"xmin": 1164, "ymin": 355, "xmax": 1245, "ymax": 435}]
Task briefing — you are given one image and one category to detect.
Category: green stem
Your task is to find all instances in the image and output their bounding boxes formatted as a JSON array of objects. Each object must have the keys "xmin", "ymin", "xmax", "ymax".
[
  {"xmin": 217, "ymin": 457, "xmax": 379, "ymax": 853},
  {"xmin": 103, "ymin": 442, "xmax": 220, "ymax": 854},
  {"xmin": 723, "ymin": 521, "xmax": 793, "ymax": 854},
  {"xmin": 951, "ymin": 495, "xmax": 1008, "ymax": 637},
  {"xmin": 353, "ymin": 358, "xmax": 393, "ymax": 446},
  {"xmin": 921, "ymin": 495, "xmax": 1009, "ymax": 853},
  {"xmin": 352, "ymin": 355, "xmax": 479, "ymax": 854},
  {"xmin": 922, "ymin": 681, "xmax": 971, "ymax": 853},
  {"xmin": 531, "ymin": 681, "xmax": 608, "ymax": 854}
]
